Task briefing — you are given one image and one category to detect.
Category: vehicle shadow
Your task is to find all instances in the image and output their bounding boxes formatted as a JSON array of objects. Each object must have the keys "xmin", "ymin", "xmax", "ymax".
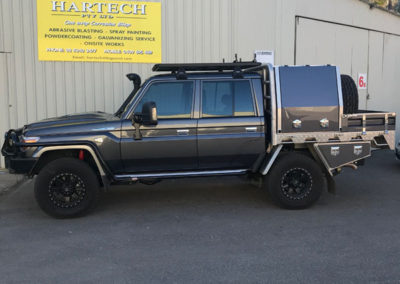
[{"xmin": 96, "ymin": 176, "xmax": 277, "ymax": 214}]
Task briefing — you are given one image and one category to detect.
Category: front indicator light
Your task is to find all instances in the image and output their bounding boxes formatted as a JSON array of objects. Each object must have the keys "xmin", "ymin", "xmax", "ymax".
[{"xmin": 22, "ymin": 136, "xmax": 40, "ymax": 143}]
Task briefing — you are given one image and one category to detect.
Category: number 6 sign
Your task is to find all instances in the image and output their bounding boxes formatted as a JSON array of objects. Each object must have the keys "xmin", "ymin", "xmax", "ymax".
[{"xmin": 358, "ymin": 74, "xmax": 367, "ymax": 90}]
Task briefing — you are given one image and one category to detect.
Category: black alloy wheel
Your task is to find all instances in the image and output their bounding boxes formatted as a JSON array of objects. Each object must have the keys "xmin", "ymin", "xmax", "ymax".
[
  {"xmin": 48, "ymin": 172, "xmax": 87, "ymax": 209},
  {"xmin": 281, "ymin": 168, "xmax": 313, "ymax": 200},
  {"xmin": 35, "ymin": 157, "xmax": 100, "ymax": 218},
  {"xmin": 266, "ymin": 152, "xmax": 326, "ymax": 209}
]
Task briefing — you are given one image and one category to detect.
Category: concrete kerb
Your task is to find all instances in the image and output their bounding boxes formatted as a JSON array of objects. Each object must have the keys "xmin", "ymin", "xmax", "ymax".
[{"xmin": 0, "ymin": 169, "xmax": 26, "ymax": 197}]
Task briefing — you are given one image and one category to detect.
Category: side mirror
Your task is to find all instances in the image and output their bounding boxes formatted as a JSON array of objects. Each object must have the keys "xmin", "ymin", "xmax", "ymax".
[{"xmin": 141, "ymin": 101, "xmax": 158, "ymax": 126}]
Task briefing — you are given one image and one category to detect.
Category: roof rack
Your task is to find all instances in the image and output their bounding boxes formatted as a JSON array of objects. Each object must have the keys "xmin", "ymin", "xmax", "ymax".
[
  {"xmin": 152, "ymin": 62, "xmax": 261, "ymax": 72},
  {"xmin": 152, "ymin": 61, "xmax": 262, "ymax": 80}
]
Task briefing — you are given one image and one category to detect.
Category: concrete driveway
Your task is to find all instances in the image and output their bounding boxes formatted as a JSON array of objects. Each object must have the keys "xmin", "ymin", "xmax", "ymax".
[{"xmin": 1, "ymin": 150, "xmax": 400, "ymax": 283}]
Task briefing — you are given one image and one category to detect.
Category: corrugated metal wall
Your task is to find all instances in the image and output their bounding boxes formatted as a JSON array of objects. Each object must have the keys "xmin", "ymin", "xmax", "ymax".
[
  {"xmin": 1, "ymin": 0, "xmax": 400, "ymax": 167},
  {"xmin": 295, "ymin": 17, "xmax": 400, "ymax": 114}
]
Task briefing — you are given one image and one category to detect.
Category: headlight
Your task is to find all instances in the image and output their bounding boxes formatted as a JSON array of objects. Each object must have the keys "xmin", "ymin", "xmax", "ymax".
[
  {"xmin": 7, "ymin": 131, "xmax": 18, "ymax": 147},
  {"xmin": 22, "ymin": 136, "xmax": 40, "ymax": 144}
]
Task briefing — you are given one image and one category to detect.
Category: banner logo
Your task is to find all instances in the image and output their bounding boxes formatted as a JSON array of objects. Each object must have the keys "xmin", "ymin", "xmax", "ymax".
[{"xmin": 37, "ymin": 1, "xmax": 162, "ymax": 63}]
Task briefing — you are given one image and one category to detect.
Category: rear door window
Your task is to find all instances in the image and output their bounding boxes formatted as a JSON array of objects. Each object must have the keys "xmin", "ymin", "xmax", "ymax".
[{"xmin": 201, "ymin": 80, "xmax": 255, "ymax": 117}]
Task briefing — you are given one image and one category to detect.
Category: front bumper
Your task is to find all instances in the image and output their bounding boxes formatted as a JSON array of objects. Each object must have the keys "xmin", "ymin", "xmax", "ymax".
[{"xmin": 2, "ymin": 129, "xmax": 37, "ymax": 175}]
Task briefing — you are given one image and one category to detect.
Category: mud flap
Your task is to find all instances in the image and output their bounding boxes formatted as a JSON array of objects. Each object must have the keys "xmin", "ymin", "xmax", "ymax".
[{"xmin": 326, "ymin": 174, "xmax": 336, "ymax": 195}]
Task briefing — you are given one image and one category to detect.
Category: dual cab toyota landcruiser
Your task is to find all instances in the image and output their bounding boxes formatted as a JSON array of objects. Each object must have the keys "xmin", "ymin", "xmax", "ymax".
[{"xmin": 2, "ymin": 62, "xmax": 396, "ymax": 218}]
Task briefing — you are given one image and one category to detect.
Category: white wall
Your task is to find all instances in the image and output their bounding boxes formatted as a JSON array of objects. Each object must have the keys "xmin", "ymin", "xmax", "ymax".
[{"xmin": 1, "ymin": 0, "xmax": 400, "ymax": 167}]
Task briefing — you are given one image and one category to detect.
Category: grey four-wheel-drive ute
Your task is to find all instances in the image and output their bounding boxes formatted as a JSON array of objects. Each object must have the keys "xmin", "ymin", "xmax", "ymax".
[{"xmin": 2, "ymin": 62, "xmax": 396, "ymax": 218}]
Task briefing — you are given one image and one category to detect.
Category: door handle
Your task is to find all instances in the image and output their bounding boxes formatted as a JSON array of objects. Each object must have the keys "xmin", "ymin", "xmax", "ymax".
[
  {"xmin": 245, "ymin": 127, "xmax": 257, "ymax": 133},
  {"xmin": 177, "ymin": 129, "xmax": 190, "ymax": 136}
]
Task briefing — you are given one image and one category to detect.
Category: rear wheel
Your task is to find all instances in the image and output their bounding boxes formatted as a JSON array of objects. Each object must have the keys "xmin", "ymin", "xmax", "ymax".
[
  {"xmin": 266, "ymin": 152, "xmax": 326, "ymax": 209},
  {"xmin": 341, "ymin": 74, "xmax": 359, "ymax": 114},
  {"xmin": 34, "ymin": 158, "xmax": 100, "ymax": 218}
]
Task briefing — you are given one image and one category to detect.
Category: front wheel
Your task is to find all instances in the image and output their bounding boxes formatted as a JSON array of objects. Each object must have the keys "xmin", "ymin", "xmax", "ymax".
[
  {"xmin": 34, "ymin": 158, "xmax": 100, "ymax": 218},
  {"xmin": 265, "ymin": 152, "xmax": 326, "ymax": 209}
]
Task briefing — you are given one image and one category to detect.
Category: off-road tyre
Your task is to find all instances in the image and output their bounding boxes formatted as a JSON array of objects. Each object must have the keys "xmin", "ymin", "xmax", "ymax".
[
  {"xmin": 34, "ymin": 158, "xmax": 100, "ymax": 218},
  {"xmin": 266, "ymin": 152, "xmax": 326, "ymax": 209},
  {"xmin": 341, "ymin": 74, "xmax": 359, "ymax": 114}
]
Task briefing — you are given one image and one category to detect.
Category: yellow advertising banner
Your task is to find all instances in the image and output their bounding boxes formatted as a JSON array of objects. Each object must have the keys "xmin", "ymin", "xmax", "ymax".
[{"xmin": 37, "ymin": 0, "xmax": 161, "ymax": 63}]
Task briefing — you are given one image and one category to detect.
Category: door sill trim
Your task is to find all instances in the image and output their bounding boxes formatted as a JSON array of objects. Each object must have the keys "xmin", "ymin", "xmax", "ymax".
[{"xmin": 114, "ymin": 169, "xmax": 248, "ymax": 181}]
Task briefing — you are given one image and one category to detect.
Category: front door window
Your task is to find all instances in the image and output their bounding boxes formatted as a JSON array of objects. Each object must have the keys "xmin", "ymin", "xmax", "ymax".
[{"xmin": 135, "ymin": 81, "xmax": 194, "ymax": 119}]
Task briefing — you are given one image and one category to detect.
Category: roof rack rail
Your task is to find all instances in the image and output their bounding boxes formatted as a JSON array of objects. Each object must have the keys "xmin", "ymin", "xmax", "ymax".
[{"xmin": 152, "ymin": 62, "xmax": 261, "ymax": 72}]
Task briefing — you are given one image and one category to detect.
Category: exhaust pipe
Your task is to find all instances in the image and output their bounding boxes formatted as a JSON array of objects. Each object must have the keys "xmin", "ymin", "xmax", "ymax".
[{"xmin": 342, "ymin": 163, "xmax": 358, "ymax": 170}]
